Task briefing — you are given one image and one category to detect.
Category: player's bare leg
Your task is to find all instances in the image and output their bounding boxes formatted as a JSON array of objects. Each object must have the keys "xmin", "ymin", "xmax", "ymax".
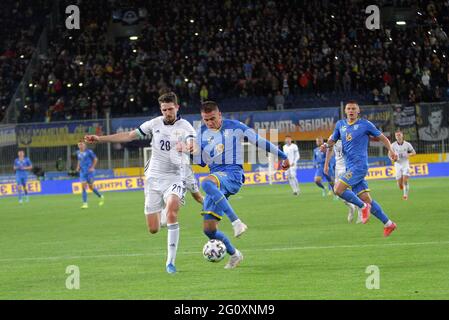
[
  {"xmin": 203, "ymin": 220, "xmax": 243, "ymax": 269},
  {"xmin": 359, "ymin": 192, "xmax": 397, "ymax": 237},
  {"xmin": 146, "ymin": 211, "xmax": 161, "ymax": 234},
  {"xmin": 402, "ymin": 175, "xmax": 410, "ymax": 200},
  {"xmin": 165, "ymin": 194, "xmax": 181, "ymax": 273}
]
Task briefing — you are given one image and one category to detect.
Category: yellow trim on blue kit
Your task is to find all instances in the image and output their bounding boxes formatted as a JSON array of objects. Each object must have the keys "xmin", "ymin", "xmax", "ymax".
[{"xmin": 201, "ymin": 211, "xmax": 222, "ymax": 220}]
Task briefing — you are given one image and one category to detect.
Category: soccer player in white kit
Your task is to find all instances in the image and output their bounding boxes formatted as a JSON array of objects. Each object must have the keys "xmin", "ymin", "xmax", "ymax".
[
  {"xmin": 84, "ymin": 92, "xmax": 196, "ymax": 274},
  {"xmin": 282, "ymin": 136, "xmax": 300, "ymax": 195},
  {"xmin": 324, "ymin": 139, "xmax": 362, "ymax": 223},
  {"xmin": 390, "ymin": 130, "xmax": 416, "ymax": 200}
]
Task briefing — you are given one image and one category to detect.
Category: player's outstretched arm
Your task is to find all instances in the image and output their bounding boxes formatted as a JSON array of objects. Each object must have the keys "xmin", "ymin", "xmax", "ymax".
[
  {"xmin": 377, "ymin": 134, "xmax": 398, "ymax": 161},
  {"xmin": 324, "ymin": 146, "xmax": 334, "ymax": 176},
  {"xmin": 85, "ymin": 130, "xmax": 138, "ymax": 144},
  {"xmin": 320, "ymin": 138, "xmax": 335, "ymax": 153}
]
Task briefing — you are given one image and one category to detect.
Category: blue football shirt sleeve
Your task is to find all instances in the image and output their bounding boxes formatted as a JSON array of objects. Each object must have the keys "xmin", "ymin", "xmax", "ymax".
[
  {"xmin": 366, "ymin": 120, "xmax": 382, "ymax": 137},
  {"xmin": 330, "ymin": 121, "xmax": 341, "ymax": 142},
  {"xmin": 239, "ymin": 122, "xmax": 288, "ymax": 160}
]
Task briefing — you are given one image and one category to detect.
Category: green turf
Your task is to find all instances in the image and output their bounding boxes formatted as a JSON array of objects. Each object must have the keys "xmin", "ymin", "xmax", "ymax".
[{"xmin": 1, "ymin": 178, "xmax": 449, "ymax": 300}]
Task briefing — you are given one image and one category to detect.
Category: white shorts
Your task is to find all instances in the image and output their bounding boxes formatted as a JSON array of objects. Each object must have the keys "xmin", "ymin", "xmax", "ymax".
[
  {"xmin": 185, "ymin": 170, "xmax": 199, "ymax": 194},
  {"xmin": 394, "ymin": 163, "xmax": 410, "ymax": 179},
  {"xmin": 144, "ymin": 177, "xmax": 186, "ymax": 215},
  {"xmin": 335, "ymin": 165, "xmax": 346, "ymax": 181},
  {"xmin": 286, "ymin": 166, "xmax": 297, "ymax": 179}
]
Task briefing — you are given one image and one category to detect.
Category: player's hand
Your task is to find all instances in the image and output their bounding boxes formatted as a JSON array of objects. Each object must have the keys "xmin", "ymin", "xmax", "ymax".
[
  {"xmin": 324, "ymin": 165, "xmax": 329, "ymax": 176},
  {"xmin": 389, "ymin": 151, "xmax": 398, "ymax": 162},
  {"xmin": 84, "ymin": 135, "xmax": 99, "ymax": 144},
  {"xmin": 281, "ymin": 159, "xmax": 290, "ymax": 170},
  {"xmin": 319, "ymin": 144, "xmax": 327, "ymax": 153},
  {"xmin": 88, "ymin": 167, "xmax": 94, "ymax": 173}
]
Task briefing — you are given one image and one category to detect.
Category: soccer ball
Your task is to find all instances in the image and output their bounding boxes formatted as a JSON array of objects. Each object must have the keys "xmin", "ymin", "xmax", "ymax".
[{"xmin": 202, "ymin": 239, "xmax": 227, "ymax": 262}]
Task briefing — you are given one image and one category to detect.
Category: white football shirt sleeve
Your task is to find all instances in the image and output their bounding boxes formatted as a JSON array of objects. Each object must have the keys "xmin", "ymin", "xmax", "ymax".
[{"xmin": 135, "ymin": 119, "xmax": 154, "ymax": 139}]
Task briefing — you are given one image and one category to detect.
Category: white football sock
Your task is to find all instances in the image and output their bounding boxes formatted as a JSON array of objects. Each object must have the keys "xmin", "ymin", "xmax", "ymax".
[
  {"xmin": 403, "ymin": 183, "xmax": 409, "ymax": 196},
  {"xmin": 166, "ymin": 223, "xmax": 179, "ymax": 266},
  {"xmin": 384, "ymin": 220, "xmax": 393, "ymax": 227}
]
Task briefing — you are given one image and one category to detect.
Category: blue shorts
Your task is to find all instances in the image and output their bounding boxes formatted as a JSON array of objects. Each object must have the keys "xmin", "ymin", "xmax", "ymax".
[
  {"xmin": 16, "ymin": 175, "xmax": 27, "ymax": 186},
  {"xmin": 80, "ymin": 171, "xmax": 95, "ymax": 184},
  {"xmin": 339, "ymin": 166, "xmax": 370, "ymax": 196},
  {"xmin": 202, "ymin": 171, "xmax": 244, "ymax": 221},
  {"xmin": 315, "ymin": 166, "xmax": 333, "ymax": 182}
]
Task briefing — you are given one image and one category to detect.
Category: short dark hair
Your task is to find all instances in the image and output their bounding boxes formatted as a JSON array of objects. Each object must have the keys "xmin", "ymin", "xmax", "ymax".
[
  {"xmin": 200, "ymin": 101, "xmax": 220, "ymax": 113},
  {"xmin": 158, "ymin": 92, "xmax": 178, "ymax": 105},
  {"xmin": 346, "ymin": 100, "xmax": 359, "ymax": 106}
]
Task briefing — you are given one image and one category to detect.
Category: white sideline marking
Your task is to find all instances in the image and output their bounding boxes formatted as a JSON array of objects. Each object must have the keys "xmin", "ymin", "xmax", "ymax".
[{"xmin": 1, "ymin": 241, "xmax": 448, "ymax": 263}]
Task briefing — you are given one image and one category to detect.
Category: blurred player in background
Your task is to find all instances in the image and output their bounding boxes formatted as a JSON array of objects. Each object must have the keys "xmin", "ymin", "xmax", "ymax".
[
  {"xmin": 13, "ymin": 150, "xmax": 32, "ymax": 204},
  {"xmin": 324, "ymin": 140, "xmax": 361, "ymax": 223},
  {"xmin": 321, "ymin": 101, "xmax": 398, "ymax": 237},
  {"xmin": 195, "ymin": 101, "xmax": 289, "ymax": 269},
  {"xmin": 313, "ymin": 137, "xmax": 334, "ymax": 196},
  {"xmin": 84, "ymin": 92, "xmax": 196, "ymax": 274},
  {"xmin": 76, "ymin": 141, "xmax": 104, "ymax": 209},
  {"xmin": 283, "ymin": 135, "xmax": 300, "ymax": 195},
  {"xmin": 391, "ymin": 130, "xmax": 416, "ymax": 200}
]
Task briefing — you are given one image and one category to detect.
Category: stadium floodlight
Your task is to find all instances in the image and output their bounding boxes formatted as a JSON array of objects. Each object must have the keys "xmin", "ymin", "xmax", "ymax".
[
  {"xmin": 20, "ymin": 55, "xmax": 24, "ymax": 59},
  {"xmin": 129, "ymin": 36, "xmax": 138, "ymax": 41},
  {"xmin": 132, "ymin": 49, "xmax": 137, "ymax": 53},
  {"xmin": 330, "ymin": 15, "xmax": 335, "ymax": 19},
  {"xmin": 67, "ymin": 83, "xmax": 72, "ymax": 88},
  {"xmin": 219, "ymin": 28, "xmax": 223, "ymax": 32},
  {"xmin": 417, "ymin": 11, "xmax": 422, "ymax": 16},
  {"xmin": 28, "ymin": 83, "xmax": 33, "ymax": 88},
  {"xmin": 79, "ymin": 61, "xmax": 84, "ymax": 65},
  {"xmin": 194, "ymin": 32, "xmax": 199, "ymax": 36},
  {"xmin": 49, "ymin": 80, "xmax": 53, "ymax": 85},
  {"xmin": 184, "ymin": 78, "xmax": 189, "ymax": 82},
  {"xmin": 190, "ymin": 19, "xmax": 194, "ymax": 23},
  {"xmin": 130, "ymin": 97, "xmax": 134, "ymax": 102},
  {"xmin": 412, "ymin": 41, "xmax": 416, "ymax": 46},
  {"xmin": 79, "ymin": 83, "xmax": 83, "ymax": 87},
  {"xmin": 396, "ymin": 21, "xmax": 406, "ymax": 26}
]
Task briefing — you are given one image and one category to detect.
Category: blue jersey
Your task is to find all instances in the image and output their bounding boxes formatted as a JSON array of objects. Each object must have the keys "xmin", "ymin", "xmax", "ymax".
[
  {"xmin": 313, "ymin": 147, "xmax": 326, "ymax": 168},
  {"xmin": 77, "ymin": 149, "xmax": 96, "ymax": 173},
  {"xmin": 14, "ymin": 157, "xmax": 32, "ymax": 177},
  {"xmin": 331, "ymin": 118, "xmax": 381, "ymax": 170},
  {"xmin": 195, "ymin": 119, "xmax": 287, "ymax": 175}
]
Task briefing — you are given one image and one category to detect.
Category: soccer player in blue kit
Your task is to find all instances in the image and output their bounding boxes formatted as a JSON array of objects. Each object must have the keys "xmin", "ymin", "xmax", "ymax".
[
  {"xmin": 13, "ymin": 150, "xmax": 33, "ymax": 204},
  {"xmin": 194, "ymin": 101, "xmax": 290, "ymax": 269},
  {"xmin": 313, "ymin": 137, "xmax": 334, "ymax": 196},
  {"xmin": 321, "ymin": 101, "xmax": 398, "ymax": 237},
  {"xmin": 76, "ymin": 141, "xmax": 104, "ymax": 209}
]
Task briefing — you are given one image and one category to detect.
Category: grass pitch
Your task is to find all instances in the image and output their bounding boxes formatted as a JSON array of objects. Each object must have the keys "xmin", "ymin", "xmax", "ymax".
[{"xmin": 1, "ymin": 178, "xmax": 448, "ymax": 299}]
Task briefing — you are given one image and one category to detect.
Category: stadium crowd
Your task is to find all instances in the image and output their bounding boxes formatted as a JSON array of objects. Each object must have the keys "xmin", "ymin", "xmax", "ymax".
[{"xmin": 1, "ymin": 0, "xmax": 448, "ymax": 123}]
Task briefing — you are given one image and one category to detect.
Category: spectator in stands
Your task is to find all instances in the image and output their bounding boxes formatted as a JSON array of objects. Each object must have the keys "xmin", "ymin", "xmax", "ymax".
[{"xmin": 274, "ymin": 91, "xmax": 285, "ymax": 110}]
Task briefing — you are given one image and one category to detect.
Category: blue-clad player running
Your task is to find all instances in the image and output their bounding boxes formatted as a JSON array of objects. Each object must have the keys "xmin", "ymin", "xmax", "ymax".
[
  {"xmin": 321, "ymin": 101, "xmax": 398, "ymax": 237},
  {"xmin": 76, "ymin": 141, "xmax": 104, "ymax": 209},
  {"xmin": 194, "ymin": 101, "xmax": 290, "ymax": 269},
  {"xmin": 13, "ymin": 150, "xmax": 33, "ymax": 204},
  {"xmin": 313, "ymin": 137, "xmax": 334, "ymax": 196}
]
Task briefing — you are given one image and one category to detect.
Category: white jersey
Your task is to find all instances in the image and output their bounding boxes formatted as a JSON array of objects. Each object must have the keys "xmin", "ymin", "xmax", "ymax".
[
  {"xmin": 391, "ymin": 141, "xmax": 415, "ymax": 166},
  {"xmin": 334, "ymin": 140, "xmax": 345, "ymax": 170},
  {"xmin": 136, "ymin": 116, "xmax": 196, "ymax": 179},
  {"xmin": 283, "ymin": 143, "xmax": 300, "ymax": 166}
]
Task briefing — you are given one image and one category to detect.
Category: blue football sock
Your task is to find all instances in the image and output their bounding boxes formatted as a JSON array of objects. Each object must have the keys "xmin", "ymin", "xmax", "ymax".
[
  {"xmin": 82, "ymin": 189, "xmax": 87, "ymax": 203},
  {"xmin": 92, "ymin": 188, "xmax": 102, "ymax": 198},
  {"xmin": 339, "ymin": 190, "xmax": 365, "ymax": 208},
  {"xmin": 315, "ymin": 181, "xmax": 325, "ymax": 189},
  {"xmin": 204, "ymin": 229, "xmax": 236, "ymax": 255},
  {"xmin": 201, "ymin": 179, "xmax": 238, "ymax": 223},
  {"xmin": 370, "ymin": 200, "xmax": 389, "ymax": 224}
]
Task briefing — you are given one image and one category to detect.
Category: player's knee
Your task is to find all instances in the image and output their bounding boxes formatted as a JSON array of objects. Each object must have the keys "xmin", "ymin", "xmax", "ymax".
[
  {"xmin": 149, "ymin": 227, "xmax": 159, "ymax": 234},
  {"xmin": 201, "ymin": 179, "xmax": 216, "ymax": 193}
]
